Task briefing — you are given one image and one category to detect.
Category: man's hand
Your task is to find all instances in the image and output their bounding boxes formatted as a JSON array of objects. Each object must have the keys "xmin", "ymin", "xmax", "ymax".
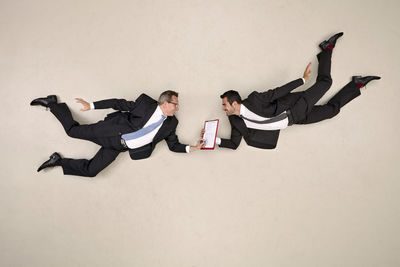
[
  {"xmin": 75, "ymin": 98, "xmax": 90, "ymax": 111},
  {"xmin": 201, "ymin": 128, "xmax": 205, "ymax": 138},
  {"xmin": 303, "ymin": 62, "xmax": 312, "ymax": 81},
  {"xmin": 189, "ymin": 139, "xmax": 206, "ymax": 152}
]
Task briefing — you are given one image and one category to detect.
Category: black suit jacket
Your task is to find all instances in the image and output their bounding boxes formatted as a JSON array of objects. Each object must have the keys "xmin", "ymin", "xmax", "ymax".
[
  {"xmin": 220, "ymin": 78, "xmax": 304, "ymax": 150},
  {"xmin": 94, "ymin": 94, "xmax": 187, "ymax": 159}
]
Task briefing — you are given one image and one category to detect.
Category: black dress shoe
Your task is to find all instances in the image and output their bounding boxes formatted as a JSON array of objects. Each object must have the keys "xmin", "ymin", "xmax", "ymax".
[
  {"xmin": 319, "ymin": 32, "xmax": 344, "ymax": 50},
  {"xmin": 352, "ymin": 76, "xmax": 381, "ymax": 87},
  {"xmin": 30, "ymin": 95, "xmax": 57, "ymax": 108},
  {"xmin": 37, "ymin": 152, "xmax": 62, "ymax": 172}
]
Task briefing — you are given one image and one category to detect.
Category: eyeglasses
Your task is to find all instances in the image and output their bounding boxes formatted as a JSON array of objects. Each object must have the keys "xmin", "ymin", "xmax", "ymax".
[{"xmin": 168, "ymin": 101, "xmax": 179, "ymax": 107}]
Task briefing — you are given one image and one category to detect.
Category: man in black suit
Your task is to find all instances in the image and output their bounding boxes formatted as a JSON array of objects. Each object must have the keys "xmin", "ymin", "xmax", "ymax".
[
  {"xmin": 31, "ymin": 91, "xmax": 204, "ymax": 177},
  {"xmin": 216, "ymin": 33, "xmax": 381, "ymax": 150}
]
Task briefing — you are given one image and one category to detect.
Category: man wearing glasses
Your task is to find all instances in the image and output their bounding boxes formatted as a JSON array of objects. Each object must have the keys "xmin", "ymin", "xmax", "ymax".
[{"xmin": 31, "ymin": 90, "xmax": 204, "ymax": 177}]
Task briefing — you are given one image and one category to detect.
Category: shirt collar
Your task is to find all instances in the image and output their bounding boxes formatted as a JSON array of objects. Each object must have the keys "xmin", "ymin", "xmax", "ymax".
[
  {"xmin": 240, "ymin": 104, "xmax": 249, "ymax": 117},
  {"xmin": 155, "ymin": 105, "xmax": 167, "ymax": 119}
]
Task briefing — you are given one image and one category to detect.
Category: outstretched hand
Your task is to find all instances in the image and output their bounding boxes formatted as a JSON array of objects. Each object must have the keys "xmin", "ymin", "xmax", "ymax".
[
  {"xmin": 190, "ymin": 139, "xmax": 206, "ymax": 152},
  {"xmin": 75, "ymin": 98, "xmax": 90, "ymax": 111},
  {"xmin": 303, "ymin": 62, "xmax": 312, "ymax": 81},
  {"xmin": 190, "ymin": 128, "xmax": 206, "ymax": 152}
]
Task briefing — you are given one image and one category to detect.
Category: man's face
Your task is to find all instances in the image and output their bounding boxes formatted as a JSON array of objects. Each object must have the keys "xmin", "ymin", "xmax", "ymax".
[
  {"xmin": 222, "ymin": 97, "xmax": 236, "ymax": 116},
  {"xmin": 165, "ymin": 95, "xmax": 179, "ymax": 116}
]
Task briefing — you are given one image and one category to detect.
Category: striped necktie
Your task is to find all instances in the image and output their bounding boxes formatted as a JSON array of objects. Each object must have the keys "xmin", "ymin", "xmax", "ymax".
[
  {"xmin": 122, "ymin": 115, "xmax": 166, "ymax": 141},
  {"xmin": 240, "ymin": 112, "xmax": 287, "ymax": 124}
]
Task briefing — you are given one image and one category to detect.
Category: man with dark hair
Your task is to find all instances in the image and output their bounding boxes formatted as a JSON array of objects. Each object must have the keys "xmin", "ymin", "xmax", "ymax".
[
  {"xmin": 217, "ymin": 32, "xmax": 380, "ymax": 150},
  {"xmin": 220, "ymin": 90, "xmax": 242, "ymax": 105},
  {"xmin": 30, "ymin": 91, "xmax": 204, "ymax": 177}
]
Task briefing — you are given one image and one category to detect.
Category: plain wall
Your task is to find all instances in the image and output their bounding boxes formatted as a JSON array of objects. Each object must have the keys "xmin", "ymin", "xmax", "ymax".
[{"xmin": 1, "ymin": 0, "xmax": 399, "ymax": 266}]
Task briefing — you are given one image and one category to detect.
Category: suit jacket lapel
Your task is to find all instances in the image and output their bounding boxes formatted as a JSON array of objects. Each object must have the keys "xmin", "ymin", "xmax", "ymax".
[
  {"xmin": 138, "ymin": 103, "xmax": 158, "ymax": 128},
  {"xmin": 229, "ymin": 115, "xmax": 249, "ymax": 136},
  {"xmin": 153, "ymin": 116, "xmax": 172, "ymax": 143}
]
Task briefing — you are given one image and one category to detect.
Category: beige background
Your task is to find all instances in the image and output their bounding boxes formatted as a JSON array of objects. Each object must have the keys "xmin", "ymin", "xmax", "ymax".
[{"xmin": 1, "ymin": 0, "xmax": 399, "ymax": 266}]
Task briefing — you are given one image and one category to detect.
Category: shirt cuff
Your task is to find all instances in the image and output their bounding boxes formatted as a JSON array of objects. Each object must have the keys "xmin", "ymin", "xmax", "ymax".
[
  {"xmin": 90, "ymin": 102, "xmax": 95, "ymax": 110},
  {"xmin": 185, "ymin": 145, "xmax": 190, "ymax": 153},
  {"xmin": 301, "ymin": 78, "xmax": 305, "ymax": 84},
  {"xmin": 215, "ymin": 137, "xmax": 221, "ymax": 145}
]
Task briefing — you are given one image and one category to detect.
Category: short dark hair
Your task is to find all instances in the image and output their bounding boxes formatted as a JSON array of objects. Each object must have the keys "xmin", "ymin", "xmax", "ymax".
[
  {"xmin": 158, "ymin": 90, "xmax": 179, "ymax": 104},
  {"xmin": 220, "ymin": 90, "xmax": 242, "ymax": 105}
]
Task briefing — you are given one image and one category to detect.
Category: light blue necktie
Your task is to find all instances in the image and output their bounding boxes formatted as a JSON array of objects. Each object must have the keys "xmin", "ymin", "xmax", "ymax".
[{"xmin": 122, "ymin": 115, "xmax": 166, "ymax": 141}]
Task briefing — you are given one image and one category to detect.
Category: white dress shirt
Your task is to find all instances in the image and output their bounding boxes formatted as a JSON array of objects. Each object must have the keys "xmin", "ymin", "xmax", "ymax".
[
  {"xmin": 124, "ymin": 106, "xmax": 166, "ymax": 149},
  {"xmin": 240, "ymin": 105, "xmax": 289, "ymax": 130}
]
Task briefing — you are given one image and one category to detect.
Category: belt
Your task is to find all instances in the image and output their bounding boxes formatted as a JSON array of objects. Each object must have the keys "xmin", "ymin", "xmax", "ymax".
[{"xmin": 120, "ymin": 138, "xmax": 128, "ymax": 149}]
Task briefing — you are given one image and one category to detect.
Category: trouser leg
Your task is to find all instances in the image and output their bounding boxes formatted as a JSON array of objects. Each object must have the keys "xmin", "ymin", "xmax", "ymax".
[
  {"xmin": 60, "ymin": 147, "xmax": 121, "ymax": 177},
  {"xmin": 290, "ymin": 50, "xmax": 333, "ymax": 122},
  {"xmin": 302, "ymin": 50, "xmax": 333, "ymax": 106},
  {"xmin": 49, "ymin": 102, "xmax": 114, "ymax": 146},
  {"xmin": 295, "ymin": 81, "xmax": 361, "ymax": 124},
  {"xmin": 49, "ymin": 102, "xmax": 79, "ymax": 132}
]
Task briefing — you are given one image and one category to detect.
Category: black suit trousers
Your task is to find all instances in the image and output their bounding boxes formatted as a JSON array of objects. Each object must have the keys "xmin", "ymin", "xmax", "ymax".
[
  {"xmin": 295, "ymin": 81, "xmax": 361, "ymax": 124},
  {"xmin": 49, "ymin": 102, "xmax": 125, "ymax": 177},
  {"xmin": 286, "ymin": 50, "xmax": 361, "ymax": 125}
]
